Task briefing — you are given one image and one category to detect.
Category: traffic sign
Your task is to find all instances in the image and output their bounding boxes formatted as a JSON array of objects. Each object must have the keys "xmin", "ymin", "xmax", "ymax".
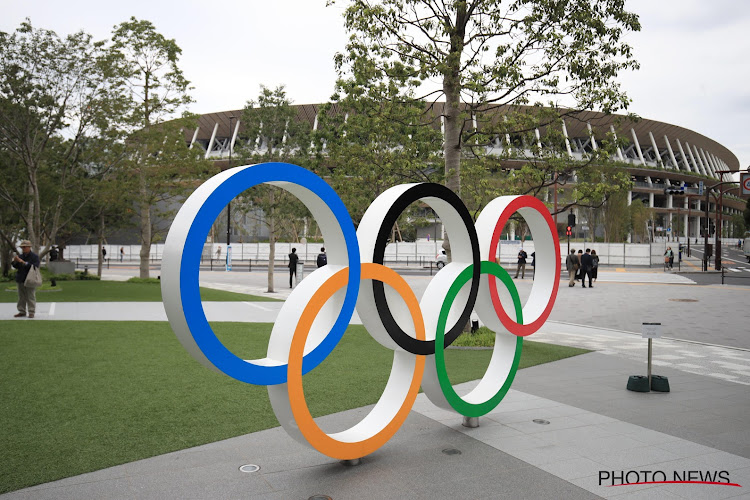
[
  {"xmin": 698, "ymin": 181, "xmax": 704, "ymax": 196},
  {"xmin": 741, "ymin": 173, "xmax": 750, "ymax": 195}
]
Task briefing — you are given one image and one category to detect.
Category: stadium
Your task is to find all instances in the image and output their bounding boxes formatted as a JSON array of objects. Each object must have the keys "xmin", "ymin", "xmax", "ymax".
[{"xmin": 183, "ymin": 104, "xmax": 745, "ymax": 244}]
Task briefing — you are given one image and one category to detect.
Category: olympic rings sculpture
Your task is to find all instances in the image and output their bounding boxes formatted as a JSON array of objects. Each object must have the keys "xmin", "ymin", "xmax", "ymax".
[{"xmin": 162, "ymin": 162, "xmax": 560, "ymax": 460}]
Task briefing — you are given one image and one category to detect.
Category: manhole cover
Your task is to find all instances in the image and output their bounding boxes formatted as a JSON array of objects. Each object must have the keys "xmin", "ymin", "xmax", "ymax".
[
  {"xmin": 668, "ymin": 299, "xmax": 698, "ymax": 302},
  {"xmin": 239, "ymin": 464, "xmax": 260, "ymax": 473},
  {"xmin": 532, "ymin": 419, "xmax": 550, "ymax": 425},
  {"xmin": 442, "ymin": 448, "xmax": 462, "ymax": 455}
]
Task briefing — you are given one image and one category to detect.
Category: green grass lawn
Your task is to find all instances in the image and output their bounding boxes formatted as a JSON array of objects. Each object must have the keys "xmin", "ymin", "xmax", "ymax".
[
  {"xmin": 0, "ymin": 280, "xmax": 279, "ymax": 302},
  {"xmin": 0, "ymin": 320, "xmax": 588, "ymax": 493}
]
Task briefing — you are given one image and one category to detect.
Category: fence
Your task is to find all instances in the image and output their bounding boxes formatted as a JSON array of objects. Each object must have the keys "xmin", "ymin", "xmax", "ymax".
[{"xmin": 59, "ymin": 239, "xmax": 735, "ymax": 268}]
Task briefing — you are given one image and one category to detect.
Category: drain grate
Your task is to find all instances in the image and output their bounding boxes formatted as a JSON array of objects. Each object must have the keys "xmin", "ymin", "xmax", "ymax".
[
  {"xmin": 532, "ymin": 419, "xmax": 550, "ymax": 425},
  {"xmin": 669, "ymin": 298, "xmax": 698, "ymax": 302},
  {"xmin": 239, "ymin": 464, "xmax": 260, "ymax": 473}
]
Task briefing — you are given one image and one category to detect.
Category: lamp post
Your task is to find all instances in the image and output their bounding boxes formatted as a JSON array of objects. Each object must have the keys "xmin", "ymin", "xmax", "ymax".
[{"xmin": 226, "ymin": 115, "xmax": 235, "ymax": 271}]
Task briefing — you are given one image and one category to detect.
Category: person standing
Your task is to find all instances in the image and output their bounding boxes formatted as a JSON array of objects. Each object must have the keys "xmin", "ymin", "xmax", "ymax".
[
  {"xmin": 580, "ymin": 248, "xmax": 594, "ymax": 288},
  {"xmin": 101, "ymin": 247, "xmax": 107, "ymax": 260},
  {"xmin": 49, "ymin": 245, "xmax": 59, "ymax": 262},
  {"xmin": 12, "ymin": 240, "xmax": 40, "ymax": 318},
  {"xmin": 575, "ymin": 249, "xmax": 584, "ymax": 281},
  {"xmin": 565, "ymin": 249, "xmax": 578, "ymax": 287},
  {"xmin": 216, "ymin": 245, "xmax": 222, "ymax": 260},
  {"xmin": 591, "ymin": 249, "xmax": 599, "ymax": 283},
  {"xmin": 513, "ymin": 247, "xmax": 528, "ymax": 279},
  {"xmin": 288, "ymin": 248, "xmax": 299, "ymax": 288},
  {"xmin": 530, "ymin": 251, "xmax": 536, "ymax": 280},
  {"xmin": 316, "ymin": 247, "xmax": 327, "ymax": 268},
  {"xmin": 120, "ymin": 247, "xmax": 124, "ymax": 262}
]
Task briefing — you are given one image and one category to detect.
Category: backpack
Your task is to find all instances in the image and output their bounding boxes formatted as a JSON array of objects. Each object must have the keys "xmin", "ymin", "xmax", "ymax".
[{"xmin": 316, "ymin": 253, "xmax": 327, "ymax": 267}]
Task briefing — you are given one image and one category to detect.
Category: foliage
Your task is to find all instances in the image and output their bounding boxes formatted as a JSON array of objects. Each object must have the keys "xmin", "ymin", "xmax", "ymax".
[
  {"xmin": 628, "ymin": 198, "xmax": 653, "ymax": 243},
  {"xmin": 126, "ymin": 277, "xmax": 161, "ymax": 284},
  {"xmin": 111, "ymin": 18, "xmax": 211, "ymax": 279},
  {"xmin": 236, "ymin": 85, "xmax": 313, "ymax": 292},
  {"xmin": 0, "ymin": 20, "xmax": 129, "ymax": 257},
  {"xmin": 316, "ymin": 87, "xmax": 444, "ymax": 227},
  {"xmin": 731, "ymin": 213, "xmax": 746, "ymax": 238},
  {"xmin": 332, "ymin": 0, "xmax": 641, "ymax": 200}
]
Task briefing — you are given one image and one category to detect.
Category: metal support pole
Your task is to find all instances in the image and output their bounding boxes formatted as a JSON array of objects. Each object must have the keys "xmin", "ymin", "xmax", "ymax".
[{"xmin": 647, "ymin": 338, "xmax": 652, "ymax": 387}]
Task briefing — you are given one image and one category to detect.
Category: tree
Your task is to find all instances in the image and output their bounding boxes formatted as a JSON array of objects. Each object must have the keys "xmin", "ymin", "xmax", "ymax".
[
  {"xmin": 0, "ymin": 20, "xmax": 128, "ymax": 257},
  {"xmin": 316, "ymin": 84, "xmax": 444, "ymax": 226},
  {"xmin": 333, "ymin": 0, "xmax": 640, "ymax": 255},
  {"xmin": 237, "ymin": 85, "xmax": 312, "ymax": 292},
  {"xmin": 111, "ymin": 17, "xmax": 209, "ymax": 278}
]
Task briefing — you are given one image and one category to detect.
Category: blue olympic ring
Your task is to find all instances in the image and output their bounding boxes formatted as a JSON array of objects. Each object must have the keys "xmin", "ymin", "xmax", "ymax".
[{"xmin": 179, "ymin": 163, "xmax": 361, "ymax": 385}]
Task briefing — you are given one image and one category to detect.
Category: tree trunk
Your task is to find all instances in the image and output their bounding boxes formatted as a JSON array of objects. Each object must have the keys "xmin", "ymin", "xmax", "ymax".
[
  {"xmin": 138, "ymin": 170, "xmax": 151, "ymax": 279},
  {"xmin": 27, "ymin": 170, "xmax": 38, "ymax": 254},
  {"xmin": 267, "ymin": 190, "xmax": 275, "ymax": 293},
  {"xmin": 97, "ymin": 213, "xmax": 105, "ymax": 278}
]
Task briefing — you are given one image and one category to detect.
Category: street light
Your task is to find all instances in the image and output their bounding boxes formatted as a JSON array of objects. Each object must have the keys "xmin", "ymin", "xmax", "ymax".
[{"xmin": 226, "ymin": 115, "xmax": 235, "ymax": 271}]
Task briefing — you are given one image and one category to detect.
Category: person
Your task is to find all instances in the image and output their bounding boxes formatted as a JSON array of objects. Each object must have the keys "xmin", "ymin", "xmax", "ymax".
[
  {"xmin": 120, "ymin": 247, "xmax": 124, "ymax": 262},
  {"xmin": 591, "ymin": 249, "xmax": 599, "ymax": 283},
  {"xmin": 530, "ymin": 251, "xmax": 536, "ymax": 280},
  {"xmin": 216, "ymin": 245, "xmax": 222, "ymax": 260},
  {"xmin": 49, "ymin": 245, "xmax": 59, "ymax": 262},
  {"xmin": 565, "ymin": 249, "xmax": 578, "ymax": 287},
  {"xmin": 316, "ymin": 247, "xmax": 327, "ymax": 268},
  {"xmin": 12, "ymin": 240, "xmax": 40, "ymax": 318},
  {"xmin": 514, "ymin": 247, "xmax": 528, "ymax": 279},
  {"xmin": 575, "ymin": 249, "xmax": 584, "ymax": 281},
  {"xmin": 288, "ymin": 248, "xmax": 299, "ymax": 288},
  {"xmin": 664, "ymin": 246, "xmax": 674, "ymax": 270},
  {"xmin": 101, "ymin": 247, "xmax": 107, "ymax": 260},
  {"xmin": 580, "ymin": 248, "xmax": 594, "ymax": 288}
]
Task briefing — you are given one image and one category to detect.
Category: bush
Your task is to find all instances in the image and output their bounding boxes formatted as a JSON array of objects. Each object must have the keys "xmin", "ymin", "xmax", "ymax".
[
  {"xmin": 75, "ymin": 271, "xmax": 100, "ymax": 281},
  {"xmin": 126, "ymin": 277, "xmax": 160, "ymax": 284}
]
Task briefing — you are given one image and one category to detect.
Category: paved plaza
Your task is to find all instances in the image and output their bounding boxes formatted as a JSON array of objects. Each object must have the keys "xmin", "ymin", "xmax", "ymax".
[{"xmin": 2, "ymin": 261, "xmax": 749, "ymax": 499}]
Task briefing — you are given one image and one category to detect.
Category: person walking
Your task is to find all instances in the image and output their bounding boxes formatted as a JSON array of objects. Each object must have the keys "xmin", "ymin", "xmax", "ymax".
[
  {"xmin": 12, "ymin": 240, "xmax": 40, "ymax": 318},
  {"xmin": 575, "ymin": 249, "xmax": 584, "ymax": 281},
  {"xmin": 664, "ymin": 246, "xmax": 674, "ymax": 270},
  {"xmin": 591, "ymin": 249, "xmax": 599, "ymax": 283},
  {"xmin": 101, "ymin": 247, "xmax": 107, "ymax": 260},
  {"xmin": 288, "ymin": 248, "xmax": 299, "ymax": 288},
  {"xmin": 565, "ymin": 249, "xmax": 579, "ymax": 287},
  {"xmin": 120, "ymin": 247, "xmax": 124, "ymax": 262},
  {"xmin": 316, "ymin": 247, "xmax": 327, "ymax": 268},
  {"xmin": 216, "ymin": 245, "xmax": 222, "ymax": 261},
  {"xmin": 513, "ymin": 247, "xmax": 528, "ymax": 279},
  {"xmin": 530, "ymin": 251, "xmax": 536, "ymax": 280},
  {"xmin": 580, "ymin": 248, "xmax": 594, "ymax": 288}
]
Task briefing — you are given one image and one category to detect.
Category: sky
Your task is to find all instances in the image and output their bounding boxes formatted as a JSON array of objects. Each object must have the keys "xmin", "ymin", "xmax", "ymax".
[{"xmin": 3, "ymin": 0, "xmax": 749, "ymax": 179}]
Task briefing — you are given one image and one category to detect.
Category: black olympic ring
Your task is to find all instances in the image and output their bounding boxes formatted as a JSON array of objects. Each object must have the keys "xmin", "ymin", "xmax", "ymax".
[{"xmin": 369, "ymin": 183, "xmax": 481, "ymax": 355}]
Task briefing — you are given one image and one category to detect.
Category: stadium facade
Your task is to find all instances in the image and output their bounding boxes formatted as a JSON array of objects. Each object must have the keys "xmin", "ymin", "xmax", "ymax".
[{"xmin": 182, "ymin": 104, "xmax": 745, "ymax": 242}]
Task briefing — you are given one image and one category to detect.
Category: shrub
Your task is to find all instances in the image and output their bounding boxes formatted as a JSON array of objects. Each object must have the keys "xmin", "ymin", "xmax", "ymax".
[{"xmin": 126, "ymin": 277, "xmax": 161, "ymax": 284}]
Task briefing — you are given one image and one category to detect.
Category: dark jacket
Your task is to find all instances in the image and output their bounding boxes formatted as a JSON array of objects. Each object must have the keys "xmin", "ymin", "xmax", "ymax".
[
  {"xmin": 12, "ymin": 251, "xmax": 40, "ymax": 283},
  {"xmin": 288, "ymin": 252, "xmax": 299, "ymax": 269},
  {"xmin": 316, "ymin": 253, "xmax": 327, "ymax": 268},
  {"xmin": 580, "ymin": 252, "xmax": 594, "ymax": 270}
]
